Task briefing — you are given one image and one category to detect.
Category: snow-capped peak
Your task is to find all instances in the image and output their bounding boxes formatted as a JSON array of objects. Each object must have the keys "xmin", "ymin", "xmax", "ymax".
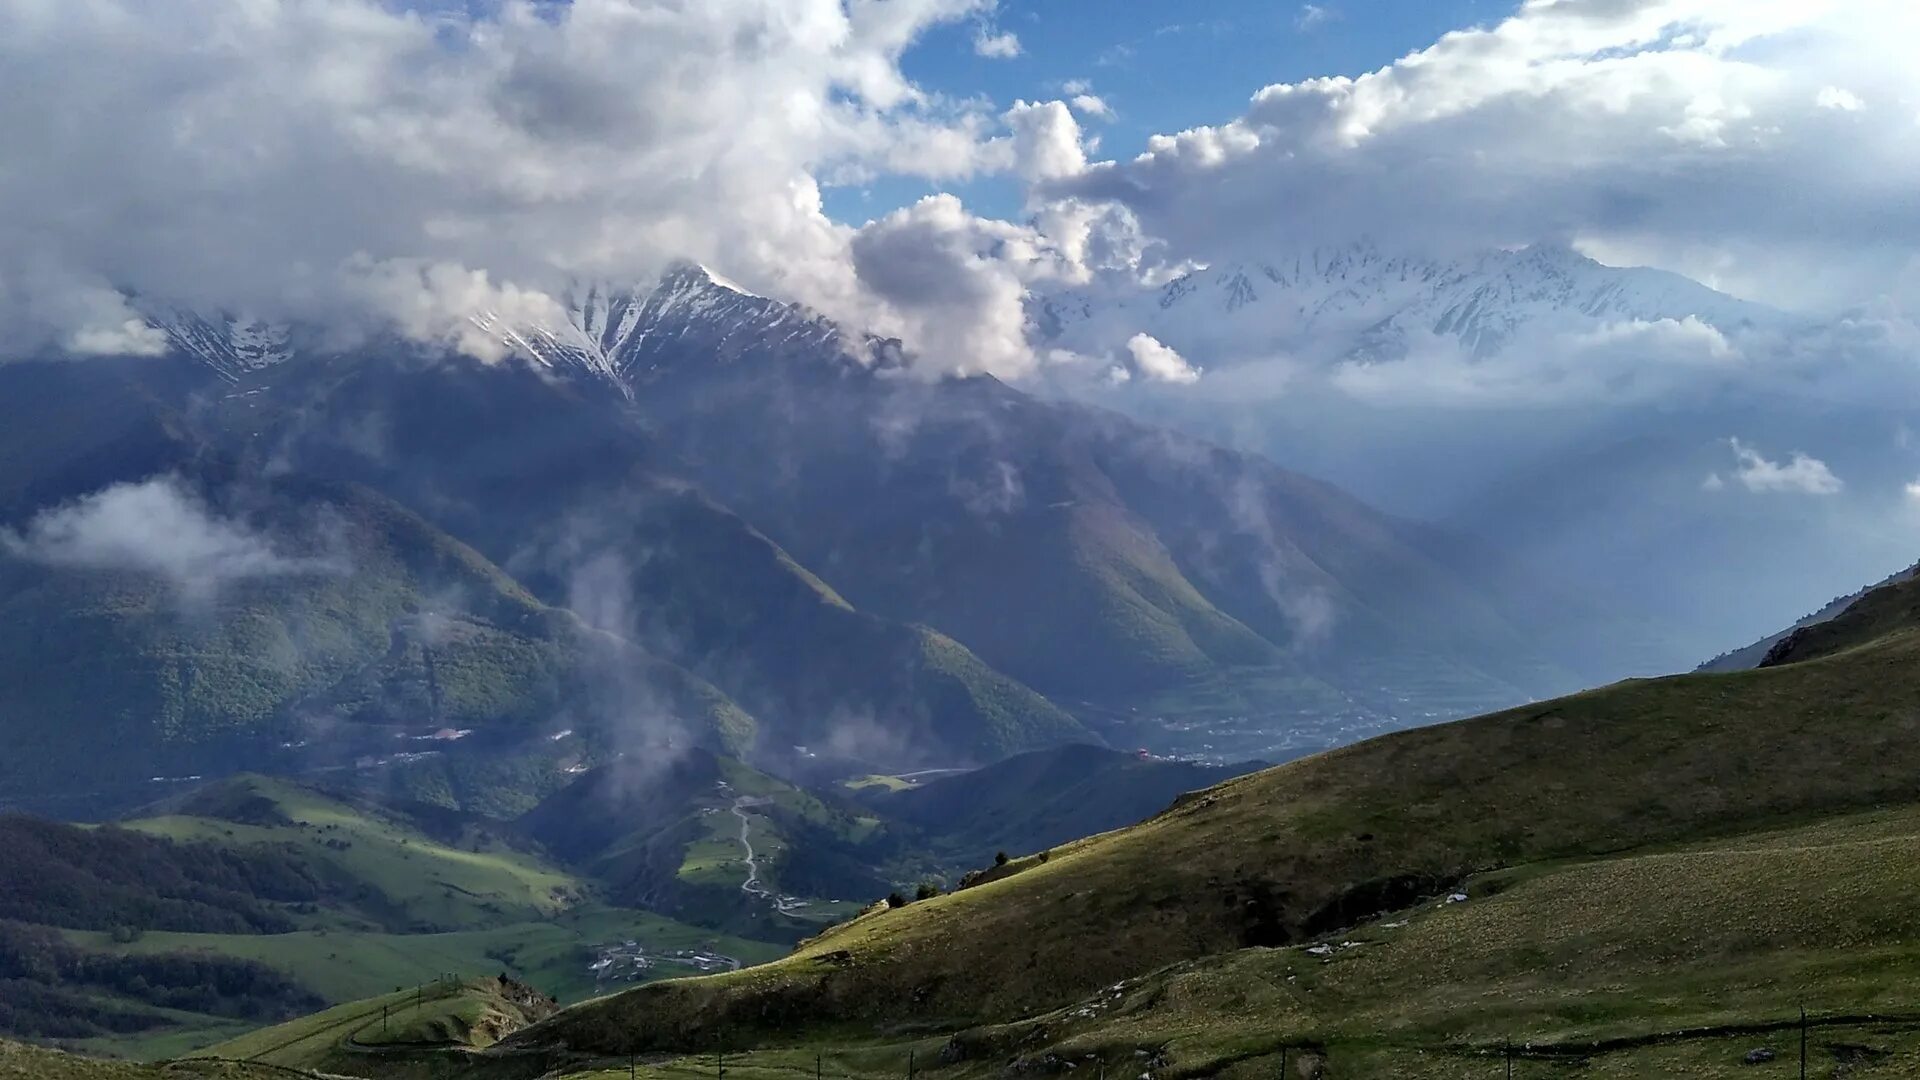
[
  {"xmin": 138, "ymin": 303, "xmax": 294, "ymax": 381},
  {"xmin": 477, "ymin": 262, "xmax": 842, "ymax": 389}
]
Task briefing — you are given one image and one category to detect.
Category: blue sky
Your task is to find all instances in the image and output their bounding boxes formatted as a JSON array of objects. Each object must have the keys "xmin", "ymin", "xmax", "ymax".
[{"xmin": 822, "ymin": 0, "xmax": 1501, "ymax": 224}]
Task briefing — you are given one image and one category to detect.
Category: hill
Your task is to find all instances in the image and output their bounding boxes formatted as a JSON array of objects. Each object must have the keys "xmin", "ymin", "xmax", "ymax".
[
  {"xmin": 0, "ymin": 776, "xmax": 782, "ymax": 1060},
  {"xmin": 195, "ymin": 975, "xmax": 554, "ymax": 1077},
  {"xmin": 498, "ymin": 555, "xmax": 1920, "ymax": 1068},
  {"xmin": 0, "ymin": 1040, "xmax": 325, "ymax": 1080},
  {"xmin": 518, "ymin": 750, "xmax": 883, "ymax": 932},
  {"xmin": 1698, "ymin": 559, "xmax": 1920, "ymax": 672}
]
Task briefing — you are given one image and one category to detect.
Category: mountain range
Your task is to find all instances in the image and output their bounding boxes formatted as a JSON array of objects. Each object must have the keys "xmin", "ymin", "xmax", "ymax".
[{"xmin": 0, "ymin": 262, "xmax": 1663, "ymax": 811}]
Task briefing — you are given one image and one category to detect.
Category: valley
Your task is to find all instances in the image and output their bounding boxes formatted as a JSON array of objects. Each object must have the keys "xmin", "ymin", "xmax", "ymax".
[{"xmin": 38, "ymin": 557, "xmax": 1920, "ymax": 1079}]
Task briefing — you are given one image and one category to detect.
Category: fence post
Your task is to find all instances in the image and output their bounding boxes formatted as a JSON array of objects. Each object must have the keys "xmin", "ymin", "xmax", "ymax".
[
  {"xmin": 1504, "ymin": 1037, "xmax": 1512, "ymax": 1080},
  {"xmin": 1279, "ymin": 1045, "xmax": 1287, "ymax": 1078},
  {"xmin": 909, "ymin": 1049, "xmax": 917, "ymax": 1080},
  {"xmin": 1800, "ymin": 1005, "xmax": 1808, "ymax": 1080},
  {"xmin": 817, "ymin": 1051, "xmax": 823, "ymax": 1080}
]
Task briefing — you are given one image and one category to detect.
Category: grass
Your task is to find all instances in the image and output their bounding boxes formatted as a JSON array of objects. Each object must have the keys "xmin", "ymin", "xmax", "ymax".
[
  {"xmin": 59, "ymin": 905, "xmax": 782, "ymax": 1061},
  {"xmin": 474, "ymin": 804, "xmax": 1920, "ymax": 1079},
  {"xmin": 45, "ymin": 776, "xmax": 786, "ymax": 1062},
  {"xmin": 506, "ymin": 612, "xmax": 1920, "ymax": 1057},
  {"xmin": 0, "ymin": 1040, "xmax": 321, "ymax": 1079},
  {"xmin": 839, "ymin": 776, "xmax": 915, "ymax": 794},
  {"xmin": 193, "ymin": 975, "xmax": 553, "ymax": 1075},
  {"xmin": 121, "ymin": 776, "xmax": 581, "ymax": 930}
]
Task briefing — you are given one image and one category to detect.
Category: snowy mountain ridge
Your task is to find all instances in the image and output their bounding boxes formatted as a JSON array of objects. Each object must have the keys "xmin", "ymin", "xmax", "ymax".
[
  {"xmin": 139, "ymin": 305, "xmax": 296, "ymax": 382},
  {"xmin": 136, "ymin": 263, "xmax": 847, "ymax": 392},
  {"xmin": 137, "ymin": 245, "xmax": 1798, "ymax": 389},
  {"xmin": 1034, "ymin": 240, "xmax": 1797, "ymax": 365},
  {"xmin": 485, "ymin": 264, "xmax": 846, "ymax": 389}
]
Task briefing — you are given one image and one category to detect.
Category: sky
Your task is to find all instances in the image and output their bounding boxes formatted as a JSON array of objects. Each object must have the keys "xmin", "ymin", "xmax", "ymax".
[
  {"xmin": 826, "ymin": 0, "xmax": 1496, "ymax": 224},
  {"xmin": 5, "ymin": 0, "xmax": 1917, "ymax": 372},
  {"xmin": 4, "ymin": 0, "xmax": 1920, "ymax": 650}
]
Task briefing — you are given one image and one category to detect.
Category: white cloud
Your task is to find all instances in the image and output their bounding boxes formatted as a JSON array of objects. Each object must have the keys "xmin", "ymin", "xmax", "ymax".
[
  {"xmin": 973, "ymin": 27, "xmax": 1021, "ymax": 59},
  {"xmin": 1816, "ymin": 86, "xmax": 1866, "ymax": 112},
  {"xmin": 852, "ymin": 195, "xmax": 1073, "ymax": 379},
  {"xmin": 1329, "ymin": 316, "xmax": 1746, "ymax": 408},
  {"xmin": 1296, "ymin": 5, "xmax": 1336, "ymax": 31},
  {"xmin": 1723, "ymin": 438, "xmax": 1844, "ymax": 495},
  {"xmin": 1070, "ymin": 95, "xmax": 1115, "ymax": 121},
  {"xmin": 1049, "ymin": 0, "xmax": 1920, "ymax": 314},
  {"xmin": 1906, "ymin": 478, "xmax": 1920, "ymax": 500},
  {"xmin": 1126, "ymin": 333, "xmax": 1202, "ymax": 384},
  {"xmin": 0, "ymin": 0, "xmax": 1057, "ymax": 375},
  {"xmin": 0, "ymin": 476, "xmax": 334, "ymax": 601},
  {"xmin": 1003, "ymin": 100, "xmax": 1088, "ymax": 182}
]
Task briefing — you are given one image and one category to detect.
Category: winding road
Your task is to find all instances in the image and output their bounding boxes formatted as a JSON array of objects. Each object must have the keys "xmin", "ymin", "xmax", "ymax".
[{"xmin": 730, "ymin": 796, "xmax": 807, "ymax": 916}]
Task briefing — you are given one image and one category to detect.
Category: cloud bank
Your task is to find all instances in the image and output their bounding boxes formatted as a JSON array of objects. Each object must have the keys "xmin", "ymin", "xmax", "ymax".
[
  {"xmin": 5, "ymin": 0, "xmax": 1919, "ymax": 390},
  {"xmin": 0, "ymin": 477, "xmax": 332, "ymax": 601},
  {"xmin": 0, "ymin": 0, "xmax": 1097, "ymax": 377}
]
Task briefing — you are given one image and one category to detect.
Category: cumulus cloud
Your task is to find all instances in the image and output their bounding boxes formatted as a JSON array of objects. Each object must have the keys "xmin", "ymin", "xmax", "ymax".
[
  {"xmin": 852, "ymin": 195, "xmax": 1064, "ymax": 379},
  {"xmin": 1125, "ymin": 333, "xmax": 1202, "ymax": 385},
  {"xmin": 1070, "ymin": 94, "xmax": 1115, "ymax": 120},
  {"xmin": 0, "ymin": 0, "xmax": 1063, "ymax": 375},
  {"xmin": 1713, "ymin": 438, "xmax": 1845, "ymax": 496},
  {"xmin": 1003, "ymin": 100, "xmax": 1089, "ymax": 182},
  {"xmin": 972, "ymin": 27, "xmax": 1021, "ymax": 58},
  {"xmin": 0, "ymin": 477, "xmax": 332, "ymax": 601},
  {"xmin": 1048, "ymin": 0, "xmax": 1920, "ymax": 314}
]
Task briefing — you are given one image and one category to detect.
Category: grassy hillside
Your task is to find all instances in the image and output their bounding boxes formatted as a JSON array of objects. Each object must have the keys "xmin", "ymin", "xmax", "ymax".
[
  {"xmin": 123, "ymin": 776, "xmax": 580, "ymax": 931},
  {"xmin": 0, "ymin": 1040, "xmax": 323, "ymax": 1080},
  {"xmin": 195, "ymin": 975, "xmax": 554, "ymax": 1076},
  {"xmin": 463, "ymin": 806, "xmax": 1920, "ymax": 1077},
  {"xmin": 506, "ymin": 577, "xmax": 1920, "ymax": 1059}
]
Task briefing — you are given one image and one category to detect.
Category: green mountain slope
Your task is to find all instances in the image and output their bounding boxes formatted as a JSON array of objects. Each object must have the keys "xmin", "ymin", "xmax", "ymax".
[
  {"xmin": 211, "ymin": 356, "xmax": 1090, "ymax": 769},
  {"xmin": 627, "ymin": 358, "xmax": 1588, "ymax": 721},
  {"xmin": 0, "ymin": 363, "xmax": 760, "ymax": 807}
]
